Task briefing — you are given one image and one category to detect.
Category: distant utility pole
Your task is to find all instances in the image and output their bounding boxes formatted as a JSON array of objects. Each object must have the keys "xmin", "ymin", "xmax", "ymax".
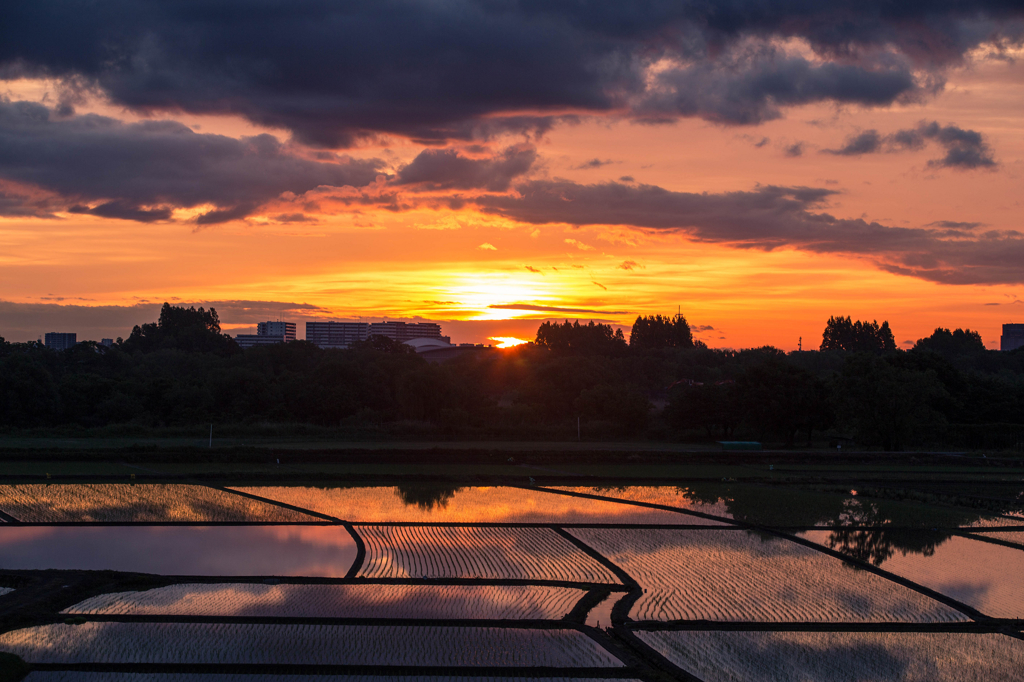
[
  {"xmin": 209, "ymin": 424, "xmax": 213, "ymax": 448},
  {"xmin": 798, "ymin": 336, "xmax": 802, "ymax": 352}
]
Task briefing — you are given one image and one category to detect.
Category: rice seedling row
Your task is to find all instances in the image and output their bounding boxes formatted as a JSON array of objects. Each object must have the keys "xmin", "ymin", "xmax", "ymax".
[
  {"xmin": 64, "ymin": 584, "xmax": 586, "ymax": 620},
  {"xmin": 0, "ymin": 623, "xmax": 625, "ymax": 668},
  {"xmin": 356, "ymin": 526, "xmax": 620, "ymax": 583},
  {"xmin": 634, "ymin": 630, "xmax": 1024, "ymax": 682},
  {"xmin": 535, "ymin": 488, "xmax": 732, "ymax": 526},
  {"xmin": 801, "ymin": 530, "xmax": 1024, "ymax": 619},
  {"xmin": 567, "ymin": 528, "xmax": 967, "ymax": 623},
  {"xmin": 0, "ymin": 485, "xmax": 314, "ymax": 523}
]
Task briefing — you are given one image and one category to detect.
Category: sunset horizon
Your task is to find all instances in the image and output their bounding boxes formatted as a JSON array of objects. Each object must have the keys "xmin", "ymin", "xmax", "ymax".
[{"xmin": 2, "ymin": 3, "xmax": 1023, "ymax": 350}]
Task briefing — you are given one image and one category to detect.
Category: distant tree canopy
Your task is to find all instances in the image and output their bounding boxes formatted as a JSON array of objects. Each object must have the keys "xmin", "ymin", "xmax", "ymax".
[
  {"xmin": 913, "ymin": 327, "xmax": 986, "ymax": 357},
  {"xmin": 122, "ymin": 303, "xmax": 239, "ymax": 355},
  {"xmin": 534, "ymin": 320, "xmax": 626, "ymax": 355},
  {"xmin": 629, "ymin": 314, "xmax": 694, "ymax": 350},
  {"xmin": 820, "ymin": 316, "xmax": 896, "ymax": 353},
  {"xmin": 352, "ymin": 335, "xmax": 417, "ymax": 354}
]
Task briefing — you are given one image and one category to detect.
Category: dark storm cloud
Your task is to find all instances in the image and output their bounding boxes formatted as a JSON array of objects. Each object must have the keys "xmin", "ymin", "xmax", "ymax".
[
  {"xmin": 823, "ymin": 121, "xmax": 996, "ymax": 169},
  {"xmin": 2, "ymin": 1, "xmax": 1021, "ymax": 146},
  {"xmin": 395, "ymin": 145, "xmax": 537, "ymax": 191},
  {"xmin": 0, "ymin": 100, "xmax": 385, "ymax": 222},
  {"xmin": 476, "ymin": 179, "xmax": 1024, "ymax": 285}
]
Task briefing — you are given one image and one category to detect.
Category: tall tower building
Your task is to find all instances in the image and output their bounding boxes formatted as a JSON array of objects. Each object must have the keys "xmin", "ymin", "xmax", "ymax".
[{"xmin": 1001, "ymin": 324, "xmax": 1024, "ymax": 351}]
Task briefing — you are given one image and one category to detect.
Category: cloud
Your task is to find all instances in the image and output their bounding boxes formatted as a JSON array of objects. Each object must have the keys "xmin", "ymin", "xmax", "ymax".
[
  {"xmin": 2, "ymin": 3, "xmax": 1020, "ymax": 145},
  {"xmin": 524, "ymin": 265, "xmax": 543, "ymax": 274},
  {"xmin": 693, "ymin": 325, "xmax": 716, "ymax": 332},
  {"xmin": 592, "ymin": 281, "xmax": 608, "ymax": 290},
  {"xmin": 477, "ymin": 242, "xmax": 497, "ymax": 250},
  {"xmin": 823, "ymin": 122, "xmax": 996, "ymax": 169},
  {"xmin": 395, "ymin": 145, "xmax": 537, "ymax": 191},
  {"xmin": 784, "ymin": 142, "xmax": 804, "ymax": 157},
  {"xmin": 618, "ymin": 260, "xmax": 643, "ymax": 270},
  {"xmin": 0, "ymin": 100, "xmax": 385, "ymax": 222},
  {"xmin": 825, "ymin": 130, "xmax": 883, "ymax": 156},
  {"xmin": 571, "ymin": 158, "xmax": 616, "ymax": 170},
  {"xmin": 489, "ymin": 303, "xmax": 629, "ymax": 315},
  {"xmin": 0, "ymin": 299, "xmax": 332, "ymax": 343},
  {"xmin": 564, "ymin": 238, "xmax": 594, "ymax": 250},
  {"xmin": 476, "ymin": 179, "xmax": 1024, "ymax": 285}
]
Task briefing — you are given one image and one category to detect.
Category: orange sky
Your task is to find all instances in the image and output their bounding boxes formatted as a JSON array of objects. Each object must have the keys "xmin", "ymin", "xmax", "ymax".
[{"xmin": 1, "ymin": 40, "xmax": 1022, "ymax": 349}]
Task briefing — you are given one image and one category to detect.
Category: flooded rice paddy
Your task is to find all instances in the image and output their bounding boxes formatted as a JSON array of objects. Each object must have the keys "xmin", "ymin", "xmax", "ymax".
[{"xmin": 1, "ymin": 479, "xmax": 1022, "ymax": 680}]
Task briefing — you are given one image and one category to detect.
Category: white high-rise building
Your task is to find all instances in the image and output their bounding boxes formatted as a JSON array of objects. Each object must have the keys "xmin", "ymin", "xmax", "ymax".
[
  {"xmin": 1001, "ymin": 324, "xmax": 1024, "ymax": 351},
  {"xmin": 236, "ymin": 320, "xmax": 296, "ymax": 349},
  {"xmin": 44, "ymin": 332, "xmax": 77, "ymax": 350}
]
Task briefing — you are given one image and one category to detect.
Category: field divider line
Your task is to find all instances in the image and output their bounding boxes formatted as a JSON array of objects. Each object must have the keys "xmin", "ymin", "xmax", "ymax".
[
  {"xmin": 212, "ymin": 486, "xmax": 343, "ymax": 523},
  {"xmin": 69, "ymin": 615, "xmax": 602, "ymax": 628},
  {"xmin": 553, "ymin": 528, "xmax": 643, "ymax": 630},
  {"xmin": 625, "ymin": 620, "xmax": 1024, "ymax": 633},
  {"xmin": 611, "ymin": 626, "xmax": 707, "ymax": 682},
  {"xmin": 528, "ymin": 486, "xmax": 737, "ymax": 526},
  {"xmin": 57, "ymin": 576, "xmax": 630, "ymax": 591},
  {"xmin": 1, "ymin": 521, "xmax": 340, "ymax": 527},
  {"xmin": 342, "ymin": 523, "xmax": 365, "ymax": 578},
  {"xmin": 0, "ymin": 509, "xmax": 20, "ymax": 523},
  {"xmin": 348, "ymin": 521, "xmax": 733, "ymax": 529},
  {"xmin": 964, "ymin": 526, "xmax": 1024, "ymax": 532},
  {"xmin": 564, "ymin": 587, "xmax": 615, "ymax": 625},
  {"xmin": 770, "ymin": 525, "xmax": 1024, "ymax": 532},
  {"xmin": 759, "ymin": 528, "xmax": 990, "ymax": 622},
  {"xmin": 951, "ymin": 529, "xmax": 1024, "ymax": 551},
  {"xmin": 27, "ymin": 663, "xmax": 640, "ymax": 678}
]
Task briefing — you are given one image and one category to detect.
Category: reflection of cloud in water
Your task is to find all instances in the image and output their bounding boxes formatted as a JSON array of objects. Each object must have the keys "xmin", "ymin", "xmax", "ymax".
[
  {"xmin": 801, "ymin": 532, "xmax": 1024, "ymax": 619},
  {"xmin": 571, "ymin": 528, "xmax": 965, "ymax": 623},
  {"xmin": 640, "ymin": 631, "xmax": 1024, "ymax": 682},
  {"xmin": 232, "ymin": 486, "xmax": 691, "ymax": 523},
  {"xmin": 0, "ymin": 526, "xmax": 356, "ymax": 576},
  {"xmin": 67, "ymin": 583, "xmax": 585, "ymax": 620}
]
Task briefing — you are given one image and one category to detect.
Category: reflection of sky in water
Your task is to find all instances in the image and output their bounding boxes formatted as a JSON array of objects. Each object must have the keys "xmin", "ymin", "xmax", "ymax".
[
  {"xmin": 639, "ymin": 630, "xmax": 1024, "ymax": 682},
  {"xmin": 0, "ymin": 484, "xmax": 311, "ymax": 522},
  {"xmin": 571, "ymin": 528, "xmax": 965, "ymax": 623},
  {"xmin": 66, "ymin": 583, "xmax": 584, "ymax": 620},
  {"xmin": 232, "ymin": 486, "xmax": 703, "ymax": 523},
  {"xmin": 0, "ymin": 526, "xmax": 355, "ymax": 576},
  {"xmin": 801, "ymin": 531, "xmax": 1024, "ymax": 619}
]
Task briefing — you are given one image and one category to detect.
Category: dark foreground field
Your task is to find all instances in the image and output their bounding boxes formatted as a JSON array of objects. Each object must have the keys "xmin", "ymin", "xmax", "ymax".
[{"xmin": 0, "ymin": 445, "xmax": 1021, "ymax": 681}]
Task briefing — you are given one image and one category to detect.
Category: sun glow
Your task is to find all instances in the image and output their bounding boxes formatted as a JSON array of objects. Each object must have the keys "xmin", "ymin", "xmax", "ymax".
[{"xmin": 490, "ymin": 336, "xmax": 530, "ymax": 348}]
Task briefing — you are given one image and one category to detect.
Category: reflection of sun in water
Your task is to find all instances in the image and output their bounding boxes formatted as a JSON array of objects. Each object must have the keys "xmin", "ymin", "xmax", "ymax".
[{"xmin": 490, "ymin": 337, "xmax": 530, "ymax": 348}]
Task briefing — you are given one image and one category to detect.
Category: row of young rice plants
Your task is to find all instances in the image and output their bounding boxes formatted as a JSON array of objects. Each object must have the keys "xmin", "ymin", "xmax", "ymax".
[
  {"xmin": 357, "ymin": 526, "xmax": 619, "ymax": 582},
  {"xmin": 545, "ymin": 487, "xmax": 732, "ymax": 522},
  {"xmin": 567, "ymin": 528, "xmax": 967, "ymax": 623},
  {"xmin": 64, "ymin": 583, "xmax": 586, "ymax": 620},
  {"xmin": 0, "ymin": 484, "xmax": 313, "ymax": 522},
  {"xmin": 230, "ymin": 485, "xmax": 691, "ymax": 523},
  {"xmin": 635, "ymin": 630, "xmax": 1024, "ymax": 682},
  {"xmin": 0, "ymin": 623, "xmax": 624, "ymax": 667},
  {"xmin": 801, "ymin": 530, "xmax": 1024, "ymax": 619},
  {"xmin": 24, "ymin": 671, "xmax": 638, "ymax": 675}
]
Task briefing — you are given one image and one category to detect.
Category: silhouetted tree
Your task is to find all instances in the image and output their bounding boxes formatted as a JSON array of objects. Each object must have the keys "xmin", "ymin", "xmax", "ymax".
[
  {"xmin": 122, "ymin": 303, "xmax": 239, "ymax": 355},
  {"xmin": 820, "ymin": 316, "xmax": 896, "ymax": 353},
  {"xmin": 913, "ymin": 327, "xmax": 986, "ymax": 357},
  {"xmin": 351, "ymin": 335, "xmax": 417, "ymax": 354},
  {"xmin": 534, "ymin": 320, "xmax": 626, "ymax": 355},
  {"xmin": 629, "ymin": 314, "xmax": 694, "ymax": 350}
]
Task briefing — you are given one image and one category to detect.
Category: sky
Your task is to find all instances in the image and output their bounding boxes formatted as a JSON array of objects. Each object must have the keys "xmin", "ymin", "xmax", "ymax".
[{"xmin": 1, "ymin": 2, "xmax": 1023, "ymax": 349}]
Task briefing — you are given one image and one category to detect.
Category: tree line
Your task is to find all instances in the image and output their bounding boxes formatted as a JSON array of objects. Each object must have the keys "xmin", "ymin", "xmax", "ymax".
[{"xmin": 1, "ymin": 304, "xmax": 1023, "ymax": 450}]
